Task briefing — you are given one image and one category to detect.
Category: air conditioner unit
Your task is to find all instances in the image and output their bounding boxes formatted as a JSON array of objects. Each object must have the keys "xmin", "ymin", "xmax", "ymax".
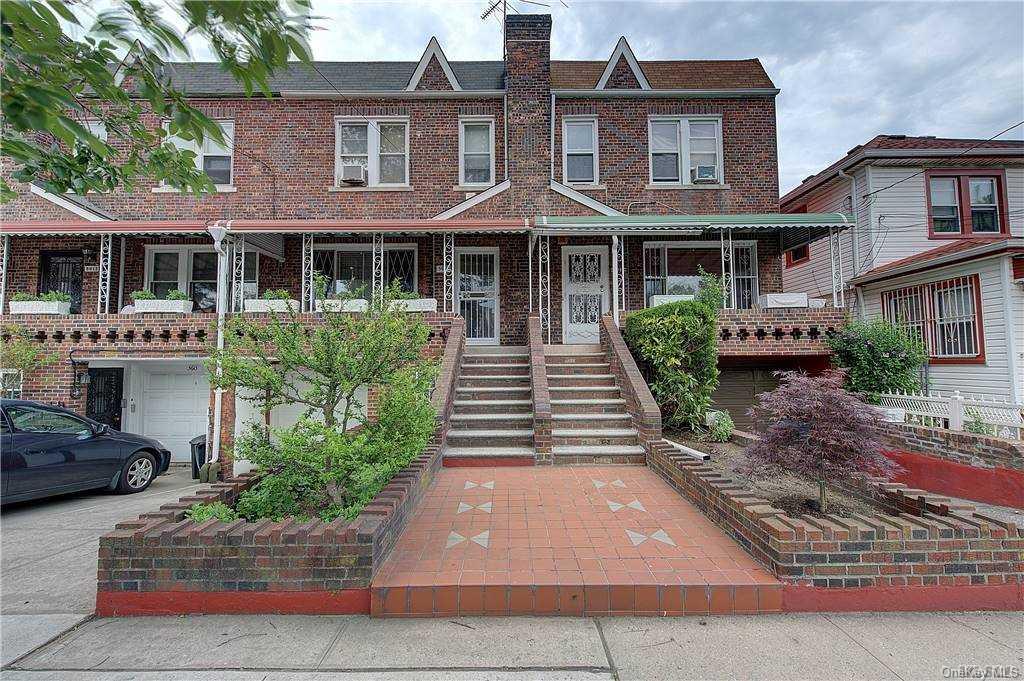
[
  {"xmin": 339, "ymin": 165, "xmax": 367, "ymax": 186},
  {"xmin": 693, "ymin": 165, "xmax": 718, "ymax": 183}
]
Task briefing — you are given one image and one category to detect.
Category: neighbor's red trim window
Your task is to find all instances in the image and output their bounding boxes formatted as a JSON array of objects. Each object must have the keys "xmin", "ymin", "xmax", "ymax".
[
  {"xmin": 926, "ymin": 169, "xmax": 1009, "ymax": 239},
  {"xmin": 784, "ymin": 243, "xmax": 810, "ymax": 268},
  {"xmin": 882, "ymin": 273, "xmax": 985, "ymax": 364}
]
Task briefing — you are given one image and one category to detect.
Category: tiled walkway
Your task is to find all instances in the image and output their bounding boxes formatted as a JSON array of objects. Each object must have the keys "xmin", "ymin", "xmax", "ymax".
[{"xmin": 371, "ymin": 466, "xmax": 780, "ymax": 616}]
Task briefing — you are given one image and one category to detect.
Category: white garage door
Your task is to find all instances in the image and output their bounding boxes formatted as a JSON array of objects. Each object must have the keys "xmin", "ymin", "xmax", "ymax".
[{"xmin": 142, "ymin": 369, "xmax": 209, "ymax": 462}]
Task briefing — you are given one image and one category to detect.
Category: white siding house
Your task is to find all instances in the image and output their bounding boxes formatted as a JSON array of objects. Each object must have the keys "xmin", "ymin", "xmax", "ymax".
[{"xmin": 781, "ymin": 135, "xmax": 1024, "ymax": 403}]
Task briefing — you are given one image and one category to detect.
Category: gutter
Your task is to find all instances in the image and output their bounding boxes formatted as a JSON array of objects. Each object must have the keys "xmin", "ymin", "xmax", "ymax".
[
  {"xmin": 279, "ymin": 89, "xmax": 505, "ymax": 100},
  {"xmin": 551, "ymin": 87, "xmax": 780, "ymax": 98}
]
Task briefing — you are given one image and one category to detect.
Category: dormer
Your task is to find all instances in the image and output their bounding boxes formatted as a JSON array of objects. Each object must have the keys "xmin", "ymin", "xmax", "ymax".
[
  {"xmin": 596, "ymin": 37, "xmax": 651, "ymax": 90},
  {"xmin": 406, "ymin": 36, "xmax": 462, "ymax": 91}
]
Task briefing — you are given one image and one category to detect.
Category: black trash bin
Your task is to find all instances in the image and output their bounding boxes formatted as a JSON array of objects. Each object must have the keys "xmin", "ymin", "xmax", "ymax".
[{"xmin": 190, "ymin": 434, "xmax": 207, "ymax": 480}]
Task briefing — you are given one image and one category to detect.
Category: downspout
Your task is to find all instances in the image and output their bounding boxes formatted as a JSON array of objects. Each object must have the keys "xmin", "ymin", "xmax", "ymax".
[
  {"xmin": 550, "ymin": 91, "xmax": 555, "ymax": 181},
  {"xmin": 838, "ymin": 169, "xmax": 859, "ymax": 312},
  {"xmin": 503, "ymin": 92, "xmax": 509, "ymax": 181},
  {"xmin": 207, "ymin": 220, "xmax": 230, "ymax": 468}
]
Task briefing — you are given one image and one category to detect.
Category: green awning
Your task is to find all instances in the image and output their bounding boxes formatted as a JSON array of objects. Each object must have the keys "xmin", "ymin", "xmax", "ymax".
[{"xmin": 533, "ymin": 212, "xmax": 852, "ymax": 250}]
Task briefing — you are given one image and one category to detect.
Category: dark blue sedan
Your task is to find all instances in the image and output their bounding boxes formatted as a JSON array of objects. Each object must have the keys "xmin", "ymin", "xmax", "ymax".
[{"xmin": 1, "ymin": 400, "xmax": 172, "ymax": 504}]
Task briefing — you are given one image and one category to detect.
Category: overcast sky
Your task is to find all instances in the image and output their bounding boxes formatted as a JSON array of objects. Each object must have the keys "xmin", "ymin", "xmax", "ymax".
[{"xmin": 288, "ymin": 0, "xmax": 1023, "ymax": 195}]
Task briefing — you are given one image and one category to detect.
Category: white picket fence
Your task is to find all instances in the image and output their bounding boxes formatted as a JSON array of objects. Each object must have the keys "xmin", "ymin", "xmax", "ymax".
[{"xmin": 878, "ymin": 390, "xmax": 1024, "ymax": 440}]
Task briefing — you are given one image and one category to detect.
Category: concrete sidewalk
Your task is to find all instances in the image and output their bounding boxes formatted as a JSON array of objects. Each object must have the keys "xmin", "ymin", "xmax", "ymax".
[{"xmin": 3, "ymin": 611, "xmax": 1020, "ymax": 680}]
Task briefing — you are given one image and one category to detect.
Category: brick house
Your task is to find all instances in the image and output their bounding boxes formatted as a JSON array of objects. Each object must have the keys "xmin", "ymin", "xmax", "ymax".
[
  {"xmin": 781, "ymin": 136, "xmax": 1024, "ymax": 405},
  {"xmin": 1, "ymin": 14, "xmax": 849, "ymax": 466}
]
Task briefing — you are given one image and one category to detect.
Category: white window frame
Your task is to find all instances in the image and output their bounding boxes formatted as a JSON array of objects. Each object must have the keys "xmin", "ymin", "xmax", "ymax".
[
  {"xmin": 968, "ymin": 178, "xmax": 1000, "ymax": 234},
  {"xmin": 647, "ymin": 116, "xmax": 724, "ymax": 186},
  {"xmin": 334, "ymin": 116, "xmax": 410, "ymax": 188},
  {"xmin": 458, "ymin": 117, "xmax": 495, "ymax": 187},
  {"xmin": 562, "ymin": 116, "xmax": 599, "ymax": 186},
  {"xmin": 312, "ymin": 243, "xmax": 419, "ymax": 294},
  {"xmin": 143, "ymin": 245, "xmax": 257, "ymax": 300},
  {"xmin": 1, "ymin": 369, "xmax": 23, "ymax": 399},
  {"xmin": 161, "ymin": 119, "xmax": 235, "ymax": 189},
  {"xmin": 929, "ymin": 176, "xmax": 962, "ymax": 234}
]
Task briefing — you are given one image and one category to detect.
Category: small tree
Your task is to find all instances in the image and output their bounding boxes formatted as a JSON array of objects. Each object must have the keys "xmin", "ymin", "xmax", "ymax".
[
  {"xmin": 207, "ymin": 284, "xmax": 435, "ymax": 515},
  {"xmin": 828, "ymin": 320, "xmax": 927, "ymax": 403},
  {"xmin": 743, "ymin": 370, "xmax": 901, "ymax": 513},
  {"xmin": 0, "ymin": 324, "xmax": 54, "ymax": 396}
]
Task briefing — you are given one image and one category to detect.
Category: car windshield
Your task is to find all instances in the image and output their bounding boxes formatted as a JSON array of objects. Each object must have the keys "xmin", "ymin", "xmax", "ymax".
[{"xmin": 5, "ymin": 405, "xmax": 92, "ymax": 435}]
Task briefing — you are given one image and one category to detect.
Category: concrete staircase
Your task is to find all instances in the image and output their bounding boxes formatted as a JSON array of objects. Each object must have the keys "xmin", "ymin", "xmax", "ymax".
[
  {"xmin": 545, "ymin": 344, "xmax": 644, "ymax": 462},
  {"xmin": 444, "ymin": 346, "xmax": 536, "ymax": 466}
]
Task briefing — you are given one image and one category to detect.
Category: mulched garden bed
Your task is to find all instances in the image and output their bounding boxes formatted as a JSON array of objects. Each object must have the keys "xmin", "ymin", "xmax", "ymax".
[{"xmin": 665, "ymin": 431, "xmax": 878, "ymax": 518}]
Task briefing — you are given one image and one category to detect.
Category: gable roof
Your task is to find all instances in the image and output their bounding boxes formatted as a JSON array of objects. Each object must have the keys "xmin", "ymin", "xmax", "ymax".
[
  {"xmin": 782, "ymin": 134, "xmax": 1024, "ymax": 209},
  {"xmin": 406, "ymin": 37, "xmax": 462, "ymax": 91},
  {"xmin": 850, "ymin": 237, "xmax": 1024, "ymax": 285},
  {"xmin": 551, "ymin": 58, "xmax": 774, "ymax": 90},
  {"xmin": 596, "ymin": 37, "xmax": 651, "ymax": 90}
]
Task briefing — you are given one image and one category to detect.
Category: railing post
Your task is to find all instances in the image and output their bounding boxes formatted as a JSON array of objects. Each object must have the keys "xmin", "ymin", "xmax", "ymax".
[{"xmin": 949, "ymin": 390, "xmax": 965, "ymax": 431}]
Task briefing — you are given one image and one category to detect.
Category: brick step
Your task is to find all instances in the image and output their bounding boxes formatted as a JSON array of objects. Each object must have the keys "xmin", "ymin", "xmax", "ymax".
[
  {"xmin": 446, "ymin": 429, "xmax": 535, "ymax": 448},
  {"xmin": 546, "ymin": 362, "xmax": 612, "ymax": 375},
  {"xmin": 549, "ymin": 386, "xmax": 621, "ymax": 400},
  {"xmin": 550, "ymin": 398, "xmax": 629, "ymax": 414},
  {"xmin": 552, "ymin": 429, "xmax": 639, "ymax": 447},
  {"xmin": 442, "ymin": 446, "xmax": 536, "ymax": 467},
  {"xmin": 450, "ymin": 413, "xmax": 534, "ymax": 429},
  {"xmin": 452, "ymin": 399, "xmax": 533, "ymax": 414},
  {"xmin": 455, "ymin": 386, "xmax": 532, "ymax": 401},
  {"xmin": 371, "ymin": 581, "xmax": 783, "ymax": 616},
  {"xmin": 458, "ymin": 374, "xmax": 531, "ymax": 388},
  {"xmin": 552, "ymin": 413, "xmax": 633, "ymax": 426},
  {"xmin": 542, "ymin": 353, "xmax": 606, "ymax": 365},
  {"xmin": 546, "ymin": 374, "xmax": 616, "ymax": 386},
  {"xmin": 552, "ymin": 444, "xmax": 647, "ymax": 459},
  {"xmin": 460, "ymin": 363, "xmax": 531, "ymax": 376}
]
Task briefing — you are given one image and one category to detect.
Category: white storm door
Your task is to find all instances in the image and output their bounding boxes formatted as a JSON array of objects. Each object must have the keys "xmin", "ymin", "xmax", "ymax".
[
  {"xmin": 141, "ymin": 366, "xmax": 209, "ymax": 462},
  {"xmin": 562, "ymin": 246, "xmax": 609, "ymax": 344},
  {"xmin": 456, "ymin": 248, "xmax": 500, "ymax": 345}
]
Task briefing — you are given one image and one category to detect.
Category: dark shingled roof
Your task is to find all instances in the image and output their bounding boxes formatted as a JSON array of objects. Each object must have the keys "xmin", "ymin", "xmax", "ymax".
[
  {"xmin": 550, "ymin": 59, "xmax": 775, "ymax": 89},
  {"xmin": 162, "ymin": 61, "xmax": 507, "ymax": 95}
]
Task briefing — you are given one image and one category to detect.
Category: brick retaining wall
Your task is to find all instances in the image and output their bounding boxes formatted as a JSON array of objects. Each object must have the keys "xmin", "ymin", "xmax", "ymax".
[
  {"xmin": 716, "ymin": 308, "xmax": 846, "ymax": 358},
  {"xmin": 647, "ymin": 440, "xmax": 1024, "ymax": 596},
  {"xmin": 879, "ymin": 422, "xmax": 1024, "ymax": 471},
  {"xmin": 599, "ymin": 315, "xmax": 662, "ymax": 451}
]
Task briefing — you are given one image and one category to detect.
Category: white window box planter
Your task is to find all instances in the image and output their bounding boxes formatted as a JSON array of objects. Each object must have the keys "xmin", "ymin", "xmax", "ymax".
[
  {"xmin": 244, "ymin": 298, "xmax": 299, "ymax": 313},
  {"xmin": 808, "ymin": 298, "xmax": 827, "ymax": 309},
  {"xmin": 390, "ymin": 298, "xmax": 437, "ymax": 313},
  {"xmin": 649, "ymin": 294, "xmax": 694, "ymax": 307},
  {"xmin": 8, "ymin": 300, "xmax": 71, "ymax": 315},
  {"xmin": 757, "ymin": 293, "xmax": 809, "ymax": 309},
  {"xmin": 316, "ymin": 298, "xmax": 368, "ymax": 313},
  {"xmin": 133, "ymin": 300, "xmax": 194, "ymax": 314}
]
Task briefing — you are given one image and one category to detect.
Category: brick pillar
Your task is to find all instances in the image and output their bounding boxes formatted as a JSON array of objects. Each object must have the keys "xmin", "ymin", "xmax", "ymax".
[{"xmin": 504, "ymin": 14, "xmax": 552, "ymax": 213}]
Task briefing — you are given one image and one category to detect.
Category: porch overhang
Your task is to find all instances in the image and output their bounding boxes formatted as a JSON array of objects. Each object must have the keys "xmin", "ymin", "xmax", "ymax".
[
  {"xmin": 533, "ymin": 213, "xmax": 853, "ymax": 250},
  {"xmin": 0, "ymin": 220, "xmax": 207, "ymax": 236}
]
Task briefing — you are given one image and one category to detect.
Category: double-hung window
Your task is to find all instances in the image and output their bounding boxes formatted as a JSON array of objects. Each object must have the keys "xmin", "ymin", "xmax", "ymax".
[
  {"xmin": 648, "ymin": 117, "xmax": 723, "ymax": 185},
  {"xmin": 335, "ymin": 118, "xmax": 409, "ymax": 187},
  {"xmin": 927, "ymin": 171, "xmax": 1005, "ymax": 237},
  {"xmin": 459, "ymin": 119, "xmax": 494, "ymax": 186},
  {"xmin": 563, "ymin": 118, "xmax": 598, "ymax": 184},
  {"xmin": 164, "ymin": 120, "xmax": 234, "ymax": 187},
  {"xmin": 145, "ymin": 246, "xmax": 256, "ymax": 313},
  {"xmin": 883, "ymin": 275, "xmax": 983, "ymax": 362}
]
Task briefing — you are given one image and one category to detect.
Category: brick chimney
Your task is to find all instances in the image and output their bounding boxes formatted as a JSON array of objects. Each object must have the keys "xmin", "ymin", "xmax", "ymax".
[{"xmin": 504, "ymin": 14, "xmax": 552, "ymax": 208}]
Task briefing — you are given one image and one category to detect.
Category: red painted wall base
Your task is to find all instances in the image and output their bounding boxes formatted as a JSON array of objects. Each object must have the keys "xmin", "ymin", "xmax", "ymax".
[
  {"xmin": 887, "ymin": 450, "xmax": 1024, "ymax": 510},
  {"xmin": 96, "ymin": 589, "xmax": 371, "ymax": 617},
  {"xmin": 782, "ymin": 583, "xmax": 1023, "ymax": 613}
]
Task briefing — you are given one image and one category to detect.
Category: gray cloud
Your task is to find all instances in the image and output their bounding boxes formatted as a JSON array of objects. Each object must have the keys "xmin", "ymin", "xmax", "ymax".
[{"xmin": 305, "ymin": 0, "xmax": 1024, "ymax": 194}]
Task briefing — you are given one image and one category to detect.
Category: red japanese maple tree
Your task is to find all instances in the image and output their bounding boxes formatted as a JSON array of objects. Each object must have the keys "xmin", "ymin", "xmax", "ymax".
[{"xmin": 743, "ymin": 370, "xmax": 901, "ymax": 513}]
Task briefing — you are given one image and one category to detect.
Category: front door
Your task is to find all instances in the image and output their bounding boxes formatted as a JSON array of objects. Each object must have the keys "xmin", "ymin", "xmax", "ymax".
[
  {"xmin": 456, "ymin": 248, "xmax": 500, "ymax": 345},
  {"xmin": 87, "ymin": 368, "xmax": 124, "ymax": 430},
  {"xmin": 39, "ymin": 251, "xmax": 84, "ymax": 313},
  {"xmin": 562, "ymin": 246, "xmax": 609, "ymax": 344}
]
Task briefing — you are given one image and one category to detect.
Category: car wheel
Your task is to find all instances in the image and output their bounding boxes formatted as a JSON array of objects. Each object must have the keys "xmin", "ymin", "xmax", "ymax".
[{"xmin": 117, "ymin": 451, "xmax": 157, "ymax": 494}]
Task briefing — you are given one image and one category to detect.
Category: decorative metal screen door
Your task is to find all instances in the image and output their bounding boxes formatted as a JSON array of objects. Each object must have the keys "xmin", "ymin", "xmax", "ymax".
[
  {"xmin": 562, "ymin": 246, "xmax": 608, "ymax": 344},
  {"xmin": 456, "ymin": 248, "xmax": 500, "ymax": 344}
]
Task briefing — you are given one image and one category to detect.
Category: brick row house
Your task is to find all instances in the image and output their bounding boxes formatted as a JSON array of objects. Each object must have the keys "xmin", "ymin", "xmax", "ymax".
[
  {"xmin": 1, "ymin": 14, "xmax": 850, "ymax": 469},
  {"xmin": 781, "ymin": 136, "xmax": 1024, "ymax": 407}
]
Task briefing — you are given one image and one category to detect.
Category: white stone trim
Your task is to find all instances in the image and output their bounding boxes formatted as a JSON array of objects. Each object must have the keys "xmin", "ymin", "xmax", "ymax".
[
  {"xmin": 432, "ymin": 179, "xmax": 511, "ymax": 220},
  {"xmin": 549, "ymin": 180, "xmax": 623, "ymax": 216},
  {"xmin": 596, "ymin": 37, "xmax": 651, "ymax": 90},
  {"xmin": 28, "ymin": 184, "xmax": 109, "ymax": 221},
  {"xmin": 406, "ymin": 37, "xmax": 462, "ymax": 91}
]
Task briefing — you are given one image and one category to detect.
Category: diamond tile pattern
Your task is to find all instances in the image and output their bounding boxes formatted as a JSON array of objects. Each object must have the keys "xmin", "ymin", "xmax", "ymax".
[{"xmin": 371, "ymin": 466, "xmax": 780, "ymax": 617}]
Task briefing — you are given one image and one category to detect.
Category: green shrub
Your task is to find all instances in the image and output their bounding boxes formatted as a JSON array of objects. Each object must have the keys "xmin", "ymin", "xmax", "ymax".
[
  {"xmin": 261, "ymin": 289, "xmax": 293, "ymax": 300},
  {"xmin": 165, "ymin": 289, "xmax": 189, "ymax": 301},
  {"xmin": 10, "ymin": 291, "xmax": 71, "ymax": 302},
  {"xmin": 702, "ymin": 410, "xmax": 734, "ymax": 443},
  {"xmin": 623, "ymin": 275, "xmax": 720, "ymax": 430},
  {"xmin": 185, "ymin": 501, "xmax": 238, "ymax": 523},
  {"xmin": 130, "ymin": 289, "xmax": 155, "ymax": 300},
  {"xmin": 964, "ymin": 413, "xmax": 992, "ymax": 436},
  {"xmin": 828, "ymin": 320, "xmax": 927, "ymax": 403}
]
